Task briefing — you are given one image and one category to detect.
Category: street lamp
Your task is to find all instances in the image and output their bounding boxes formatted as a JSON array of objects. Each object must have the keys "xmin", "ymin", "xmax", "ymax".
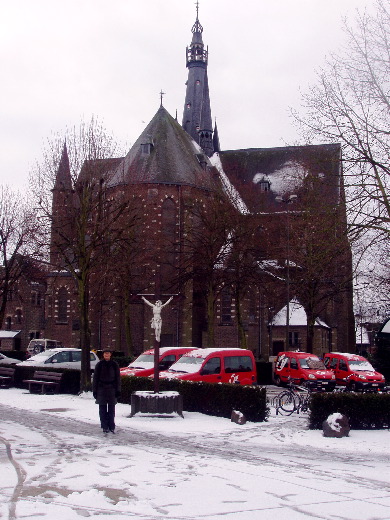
[{"xmin": 275, "ymin": 194, "xmax": 297, "ymax": 350}]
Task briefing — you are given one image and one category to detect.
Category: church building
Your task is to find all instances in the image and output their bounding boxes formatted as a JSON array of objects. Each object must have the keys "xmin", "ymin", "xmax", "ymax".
[{"xmin": 42, "ymin": 7, "xmax": 355, "ymax": 360}]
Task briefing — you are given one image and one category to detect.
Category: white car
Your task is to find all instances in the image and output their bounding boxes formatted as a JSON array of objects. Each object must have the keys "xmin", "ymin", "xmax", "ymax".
[
  {"xmin": 17, "ymin": 348, "xmax": 99, "ymax": 370},
  {"xmin": 0, "ymin": 352, "xmax": 20, "ymax": 364}
]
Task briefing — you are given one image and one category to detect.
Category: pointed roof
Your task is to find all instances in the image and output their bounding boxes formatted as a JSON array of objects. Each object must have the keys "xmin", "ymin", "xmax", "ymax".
[
  {"xmin": 213, "ymin": 120, "xmax": 220, "ymax": 152},
  {"xmin": 53, "ymin": 142, "xmax": 72, "ymax": 190},
  {"xmin": 108, "ymin": 106, "xmax": 216, "ymax": 190}
]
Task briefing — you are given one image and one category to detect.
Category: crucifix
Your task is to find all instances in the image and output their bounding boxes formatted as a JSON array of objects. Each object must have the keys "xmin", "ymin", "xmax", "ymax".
[{"xmin": 140, "ymin": 292, "xmax": 174, "ymax": 393}]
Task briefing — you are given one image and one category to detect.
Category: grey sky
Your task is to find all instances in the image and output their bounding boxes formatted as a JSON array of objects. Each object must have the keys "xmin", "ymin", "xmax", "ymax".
[{"xmin": 0, "ymin": 0, "xmax": 372, "ymax": 191}]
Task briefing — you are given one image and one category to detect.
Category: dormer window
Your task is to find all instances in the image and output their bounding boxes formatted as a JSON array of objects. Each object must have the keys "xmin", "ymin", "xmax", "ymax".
[
  {"xmin": 253, "ymin": 173, "xmax": 271, "ymax": 192},
  {"xmin": 259, "ymin": 180, "xmax": 271, "ymax": 192},
  {"xmin": 141, "ymin": 142, "xmax": 153, "ymax": 155}
]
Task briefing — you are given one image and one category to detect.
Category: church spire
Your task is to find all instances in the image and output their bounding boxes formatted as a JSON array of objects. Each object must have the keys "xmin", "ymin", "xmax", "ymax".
[
  {"xmin": 182, "ymin": 3, "xmax": 214, "ymax": 157},
  {"xmin": 53, "ymin": 141, "xmax": 72, "ymax": 191}
]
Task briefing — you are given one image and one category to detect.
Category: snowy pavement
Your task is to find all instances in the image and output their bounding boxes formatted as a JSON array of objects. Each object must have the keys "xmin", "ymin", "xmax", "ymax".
[{"xmin": 1, "ymin": 388, "xmax": 390, "ymax": 519}]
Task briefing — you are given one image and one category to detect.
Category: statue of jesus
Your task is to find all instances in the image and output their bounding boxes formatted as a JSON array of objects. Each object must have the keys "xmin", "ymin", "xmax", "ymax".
[{"xmin": 141, "ymin": 296, "xmax": 173, "ymax": 342}]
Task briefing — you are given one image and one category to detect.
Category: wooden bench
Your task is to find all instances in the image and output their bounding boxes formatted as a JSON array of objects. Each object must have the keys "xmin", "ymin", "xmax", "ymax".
[
  {"xmin": 23, "ymin": 371, "xmax": 63, "ymax": 394},
  {"xmin": 0, "ymin": 367, "xmax": 15, "ymax": 388}
]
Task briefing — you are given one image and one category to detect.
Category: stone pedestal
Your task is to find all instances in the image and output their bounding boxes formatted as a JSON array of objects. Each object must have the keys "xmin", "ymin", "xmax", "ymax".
[{"xmin": 130, "ymin": 391, "xmax": 184, "ymax": 418}]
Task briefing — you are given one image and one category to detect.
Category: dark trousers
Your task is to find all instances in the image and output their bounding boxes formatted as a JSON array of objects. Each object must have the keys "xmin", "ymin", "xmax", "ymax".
[{"xmin": 99, "ymin": 404, "xmax": 116, "ymax": 431}]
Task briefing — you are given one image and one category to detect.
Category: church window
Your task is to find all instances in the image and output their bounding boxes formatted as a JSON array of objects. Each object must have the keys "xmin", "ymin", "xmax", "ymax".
[
  {"xmin": 221, "ymin": 286, "xmax": 232, "ymax": 324},
  {"xmin": 5, "ymin": 316, "xmax": 11, "ymax": 330},
  {"xmin": 196, "ymin": 80, "xmax": 200, "ymax": 85},
  {"xmin": 57, "ymin": 287, "xmax": 68, "ymax": 323},
  {"xmin": 161, "ymin": 198, "xmax": 176, "ymax": 292},
  {"xmin": 187, "ymin": 103, "xmax": 191, "ymax": 109},
  {"xmin": 16, "ymin": 309, "xmax": 22, "ymax": 324}
]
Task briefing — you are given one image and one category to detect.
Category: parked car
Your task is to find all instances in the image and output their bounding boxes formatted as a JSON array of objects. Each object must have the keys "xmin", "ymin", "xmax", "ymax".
[
  {"xmin": 274, "ymin": 351, "xmax": 336, "ymax": 390},
  {"xmin": 158, "ymin": 348, "xmax": 257, "ymax": 385},
  {"xmin": 27, "ymin": 339, "xmax": 63, "ymax": 356},
  {"xmin": 17, "ymin": 348, "xmax": 99, "ymax": 370},
  {"xmin": 0, "ymin": 352, "xmax": 20, "ymax": 365},
  {"xmin": 323, "ymin": 352, "xmax": 386, "ymax": 391},
  {"xmin": 120, "ymin": 347, "xmax": 198, "ymax": 377}
]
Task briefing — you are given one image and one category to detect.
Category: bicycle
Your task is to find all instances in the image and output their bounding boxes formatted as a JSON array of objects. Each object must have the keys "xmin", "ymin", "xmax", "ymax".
[{"xmin": 272, "ymin": 380, "xmax": 311, "ymax": 416}]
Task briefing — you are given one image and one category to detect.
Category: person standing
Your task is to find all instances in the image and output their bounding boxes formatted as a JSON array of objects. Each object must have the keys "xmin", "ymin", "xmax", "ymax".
[{"xmin": 93, "ymin": 349, "xmax": 121, "ymax": 434}]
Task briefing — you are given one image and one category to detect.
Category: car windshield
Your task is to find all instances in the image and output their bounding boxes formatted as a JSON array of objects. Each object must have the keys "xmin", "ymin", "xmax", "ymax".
[
  {"xmin": 299, "ymin": 357, "xmax": 325, "ymax": 369},
  {"xmin": 348, "ymin": 359, "xmax": 375, "ymax": 371},
  {"xmin": 129, "ymin": 354, "xmax": 154, "ymax": 368},
  {"xmin": 168, "ymin": 356, "xmax": 204, "ymax": 374},
  {"xmin": 26, "ymin": 351, "xmax": 54, "ymax": 361}
]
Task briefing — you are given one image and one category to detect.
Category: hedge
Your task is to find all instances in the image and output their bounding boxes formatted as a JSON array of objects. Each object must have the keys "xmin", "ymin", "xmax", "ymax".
[
  {"xmin": 5, "ymin": 364, "xmax": 268, "ymax": 422},
  {"xmin": 309, "ymin": 392, "xmax": 390, "ymax": 429},
  {"xmin": 120, "ymin": 376, "xmax": 269, "ymax": 422}
]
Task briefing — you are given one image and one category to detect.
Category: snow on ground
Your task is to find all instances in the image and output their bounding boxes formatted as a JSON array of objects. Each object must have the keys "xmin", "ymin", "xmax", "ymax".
[{"xmin": 1, "ymin": 387, "xmax": 390, "ymax": 519}]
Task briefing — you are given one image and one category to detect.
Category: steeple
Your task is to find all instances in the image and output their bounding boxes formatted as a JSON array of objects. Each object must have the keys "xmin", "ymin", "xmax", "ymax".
[
  {"xmin": 213, "ymin": 119, "xmax": 220, "ymax": 153},
  {"xmin": 182, "ymin": 3, "xmax": 214, "ymax": 157},
  {"xmin": 53, "ymin": 141, "xmax": 72, "ymax": 191}
]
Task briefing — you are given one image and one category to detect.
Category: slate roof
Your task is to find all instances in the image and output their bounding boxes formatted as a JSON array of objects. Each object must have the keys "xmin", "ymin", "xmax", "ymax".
[
  {"xmin": 219, "ymin": 143, "xmax": 341, "ymax": 212},
  {"xmin": 108, "ymin": 106, "xmax": 217, "ymax": 190}
]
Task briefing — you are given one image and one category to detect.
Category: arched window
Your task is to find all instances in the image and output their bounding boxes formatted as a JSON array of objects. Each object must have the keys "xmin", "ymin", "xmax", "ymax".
[
  {"xmin": 58, "ymin": 287, "xmax": 68, "ymax": 323},
  {"xmin": 161, "ymin": 198, "xmax": 176, "ymax": 292},
  {"xmin": 5, "ymin": 316, "xmax": 11, "ymax": 330},
  {"xmin": 221, "ymin": 286, "xmax": 232, "ymax": 324},
  {"xmin": 16, "ymin": 309, "xmax": 22, "ymax": 324}
]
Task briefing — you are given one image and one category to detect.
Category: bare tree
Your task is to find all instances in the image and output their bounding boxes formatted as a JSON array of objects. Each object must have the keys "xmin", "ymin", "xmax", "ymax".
[
  {"xmin": 181, "ymin": 194, "xmax": 236, "ymax": 348},
  {"xmin": 294, "ymin": 0, "xmax": 390, "ymax": 240},
  {"xmin": 0, "ymin": 186, "xmax": 42, "ymax": 328},
  {"xmin": 30, "ymin": 118, "xmax": 133, "ymax": 390}
]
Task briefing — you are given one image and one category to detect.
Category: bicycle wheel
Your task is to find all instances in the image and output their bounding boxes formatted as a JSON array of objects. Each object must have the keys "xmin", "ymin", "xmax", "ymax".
[
  {"xmin": 297, "ymin": 394, "xmax": 310, "ymax": 413},
  {"xmin": 278, "ymin": 390, "xmax": 298, "ymax": 415}
]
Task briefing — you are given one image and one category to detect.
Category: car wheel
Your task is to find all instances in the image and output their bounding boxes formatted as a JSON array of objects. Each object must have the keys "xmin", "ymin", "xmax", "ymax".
[{"xmin": 275, "ymin": 375, "xmax": 283, "ymax": 386}]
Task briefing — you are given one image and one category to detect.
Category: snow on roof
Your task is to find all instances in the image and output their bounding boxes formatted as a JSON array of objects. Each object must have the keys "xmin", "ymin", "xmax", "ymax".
[
  {"xmin": 184, "ymin": 347, "xmax": 251, "ymax": 358},
  {"xmin": 267, "ymin": 160, "xmax": 307, "ymax": 196},
  {"xmin": 210, "ymin": 153, "xmax": 249, "ymax": 214},
  {"xmin": 380, "ymin": 318, "xmax": 390, "ymax": 334},
  {"xmin": 0, "ymin": 330, "xmax": 21, "ymax": 338},
  {"xmin": 271, "ymin": 299, "xmax": 330, "ymax": 328}
]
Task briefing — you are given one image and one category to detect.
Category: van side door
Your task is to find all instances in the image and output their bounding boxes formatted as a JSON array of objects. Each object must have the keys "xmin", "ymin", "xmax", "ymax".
[
  {"xmin": 199, "ymin": 356, "xmax": 222, "ymax": 382},
  {"xmin": 337, "ymin": 358, "xmax": 350, "ymax": 384},
  {"xmin": 288, "ymin": 356, "xmax": 301, "ymax": 383},
  {"xmin": 328, "ymin": 357, "xmax": 340, "ymax": 383},
  {"xmin": 223, "ymin": 355, "xmax": 255, "ymax": 384}
]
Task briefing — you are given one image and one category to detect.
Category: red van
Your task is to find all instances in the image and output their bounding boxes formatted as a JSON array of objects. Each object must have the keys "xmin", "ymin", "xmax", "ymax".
[
  {"xmin": 120, "ymin": 347, "xmax": 197, "ymax": 377},
  {"xmin": 323, "ymin": 352, "xmax": 386, "ymax": 391},
  {"xmin": 274, "ymin": 351, "xmax": 336, "ymax": 390},
  {"xmin": 158, "ymin": 348, "xmax": 256, "ymax": 385}
]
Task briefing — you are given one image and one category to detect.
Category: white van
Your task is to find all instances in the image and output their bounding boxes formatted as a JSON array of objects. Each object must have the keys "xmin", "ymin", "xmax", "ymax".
[{"xmin": 27, "ymin": 339, "xmax": 63, "ymax": 356}]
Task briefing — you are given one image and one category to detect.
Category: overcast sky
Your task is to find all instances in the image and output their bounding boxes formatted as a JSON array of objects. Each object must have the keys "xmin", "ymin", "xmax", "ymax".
[{"xmin": 0, "ymin": 0, "xmax": 374, "ymax": 192}]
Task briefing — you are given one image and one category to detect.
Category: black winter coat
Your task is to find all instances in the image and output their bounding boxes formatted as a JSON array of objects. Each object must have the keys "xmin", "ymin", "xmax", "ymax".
[{"xmin": 93, "ymin": 359, "xmax": 121, "ymax": 405}]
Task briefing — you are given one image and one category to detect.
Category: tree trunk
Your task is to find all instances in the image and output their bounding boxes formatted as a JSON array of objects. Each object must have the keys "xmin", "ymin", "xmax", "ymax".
[
  {"xmin": 206, "ymin": 285, "xmax": 215, "ymax": 348},
  {"xmin": 79, "ymin": 277, "xmax": 92, "ymax": 392},
  {"xmin": 123, "ymin": 290, "xmax": 133, "ymax": 357},
  {"xmin": 235, "ymin": 287, "xmax": 247, "ymax": 349}
]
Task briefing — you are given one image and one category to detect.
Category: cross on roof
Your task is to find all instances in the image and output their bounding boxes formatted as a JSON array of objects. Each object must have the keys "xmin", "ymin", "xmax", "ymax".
[{"xmin": 159, "ymin": 89, "xmax": 166, "ymax": 106}]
